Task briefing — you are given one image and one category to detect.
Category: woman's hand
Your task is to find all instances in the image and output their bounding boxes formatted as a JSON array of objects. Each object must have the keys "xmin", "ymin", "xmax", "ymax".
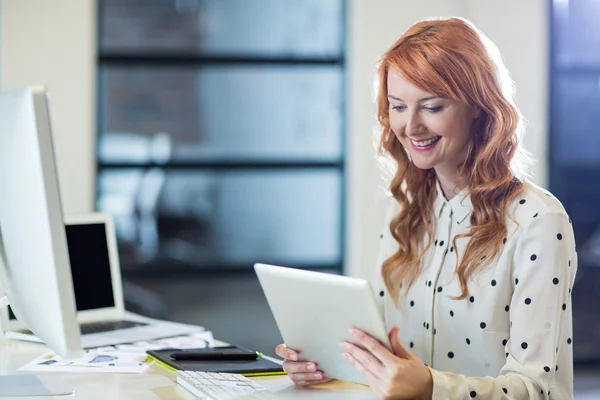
[
  {"xmin": 340, "ymin": 326, "xmax": 433, "ymax": 400},
  {"xmin": 275, "ymin": 344, "xmax": 332, "ymax": 386}
]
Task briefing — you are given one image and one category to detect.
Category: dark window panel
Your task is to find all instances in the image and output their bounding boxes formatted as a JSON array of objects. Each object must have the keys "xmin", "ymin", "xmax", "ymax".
[
  {"xmin": 100, "ymin": 0, "xmax": 344, "ymax": 58},
  {"xmin": 99, "ymin": 66, "xmax": 343, "ymax": 163},
  {"xmin": 97, "ymin": 168, "xmax": 342, "ymax": 269},
  {"xmin": 552, "ymin": 73, "xmax": 600, "ymax": 166},
  {"xmin": 553, "ymin": 0, "xmax": 600, "ymax": 69}
]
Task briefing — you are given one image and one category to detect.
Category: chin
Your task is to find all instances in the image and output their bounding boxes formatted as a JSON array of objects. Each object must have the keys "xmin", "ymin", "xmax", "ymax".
[{"xmin": 410, "ymin": 158, "xmax": 438, "ymax": 170}]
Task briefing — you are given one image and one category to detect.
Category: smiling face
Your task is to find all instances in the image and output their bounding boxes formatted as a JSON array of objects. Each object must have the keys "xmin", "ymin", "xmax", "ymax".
[{"xmin": 387, "ymin": 69, "xmax": 480, "ymax": 175}]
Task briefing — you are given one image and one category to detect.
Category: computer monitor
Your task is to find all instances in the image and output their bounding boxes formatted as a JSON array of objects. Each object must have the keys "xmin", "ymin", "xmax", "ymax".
[{"xmin": 0, "ymin": 86, "xmax": 82, "ymax": 361}]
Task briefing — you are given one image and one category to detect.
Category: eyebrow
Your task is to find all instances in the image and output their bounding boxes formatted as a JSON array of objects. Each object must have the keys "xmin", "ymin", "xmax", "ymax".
[{"xmin": 387, "ymin": 95, "xmax": 441, "ymax": 102}]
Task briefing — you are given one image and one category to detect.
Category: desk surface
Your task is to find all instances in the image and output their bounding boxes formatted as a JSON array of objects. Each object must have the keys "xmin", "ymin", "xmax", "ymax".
[{"xmin": 0, "ymin": 339, "xmax": 376, "ymax": 399}]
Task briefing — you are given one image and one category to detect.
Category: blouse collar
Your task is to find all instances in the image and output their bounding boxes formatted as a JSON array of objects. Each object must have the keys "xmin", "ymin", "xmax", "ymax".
[{"xmin": 433, "ymin": 179, "xmax": 472, "ymax": 224}]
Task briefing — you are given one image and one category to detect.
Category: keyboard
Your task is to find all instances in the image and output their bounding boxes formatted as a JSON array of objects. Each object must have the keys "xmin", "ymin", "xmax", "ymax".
[
  {"xmin": 176, "ymin": 371, "xmax": 274, "ymax": 399},
  {"xmin": 79, "ymin": 320, "xmax": 148, "ymax": 335}
]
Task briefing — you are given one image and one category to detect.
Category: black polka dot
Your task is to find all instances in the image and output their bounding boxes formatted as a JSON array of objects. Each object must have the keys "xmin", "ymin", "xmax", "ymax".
[
  {"xmin": 410, "ymin": 341, "xmax": 414, "ymax": 348},
  {"xmin": 450, "ymin": 310, "xmax": 454, "ymax": 317},
  {"xmin": 556, "ymin": 365, "xmax": 558, "ymax": 371},
  {"xmin": 506, "ymin": 352, "xmax": 509, "ymax": 358},
  {"xmin": 428, "ymin": 281, "xmax": 432, "ymax": 287},
  {"xmin": 502, "ymin": 339, "xmax": 508, "ymax": 346},
  {"xmin": 491, "ymin": 280, "xmax": 497, "ymax": 286},
  {"xmin": 533, "ymin": 213, "xmax": 538, "ymax": 218},
  {"xmin": 521, "ymin": 342, "xmax": 528, "ymax": 349},
  {"xmin": 553, "ymin": 277, "xmax": 559, "ymax": 285},
  {"xmin": 530, "ymin": 254, "xmax": 537, "ymax": 261},
  {"xmin": 568, "ymin": 338, "xmax": 572, "ymax": 344},
  {"xmin": 423, "ymin": 322, "xmax": 426, "ymax": 328},
  {"xmin": 469, "ymin": 296, "xmax": 475, "ymax": 303},
  {"xmin": 515, "ymin": 278, "xmax": 519, "ymax": 285},
  {"xmin": 519, "ymin": 199, "xmax": 526, "ymax": 205},
  {"xmin": 541, "ymin": 389, "xmax": 544, "ymax": 394},
  {"xmin": 502, "ymin": 388, "xmax": 508, "ymax": 394},
  {"xmin": 480, "ymin": 322, "xmax": 486, "ymax": 329},
  {"xmin": 562, "ymin": 303, "xmax": 567, "ymax": 311},
  {"xmin": 525, "ymin": 298, "xmax": 531, "ymax": 305},
  {"xmin": 505, "ymin": 305, "xmax": 510, "ymax": 312},
  {"xmin": 448, "ymin": 352, "xmax": 454, "ymax": 359},
  {"xmin": 503, "ymin": 238, "xmax": 507, "ymax": 244},
  {"xmin": 437, "ymin": 286, "xmax": 443, "ymax": 293},
  {"xmin": 426, "ymin": 323, "xmax": 429, "ymax": 329},
  {"xmin": 569, "ymin": 260, "xmax": 571, "ymax": 267},
  {"xmin": 466, "ymin": 338, "xmax": 471, "ymax": 345},
  {"xmin": 450, "ymin": 246, "xmax": 454, "ymax": 252},
  {"xmin": 380, "ymin": 233, "xmax": 383, "ymax": 239},
  {"xmin": 557, "ymin": 233, "xmax": 563, "ymax": 240},
  {"xmin": 544, "ymin": 366, "xmax": 550, "ymax": 372},
  {"xmin": 434, "ymin": 240, "xmax": 438, "ymax": 246},
  {"xmin": 434, "ymin": 328, "xmax": 437, "ymax": 335},
  {"xmin": 410, "ymin": 300, "xmax": 415, "ymax": 307},
  {"xmin": 379, "ymin": 291, "xmax": 384, "ymax": 297},
  {"xmin": 439, "ymin": 240, "xmax": 445, "ymax": 246},
  {"xmin": 470, "ymin": 391, "xmax": 477, "ymax": 398}
]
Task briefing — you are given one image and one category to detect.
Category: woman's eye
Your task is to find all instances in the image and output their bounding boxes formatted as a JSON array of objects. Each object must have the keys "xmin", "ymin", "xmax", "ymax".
[
  {"xmin": 424, "ymin": 106, "xmax": 443, "ymax": 113},
  {"xmin": 391, "ymin": 105, "xmax": 406, "ymax": 112}
]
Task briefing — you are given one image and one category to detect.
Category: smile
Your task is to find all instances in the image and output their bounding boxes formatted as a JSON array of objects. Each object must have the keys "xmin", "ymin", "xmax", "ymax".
[{"xmin": 410, "ymin": 136, "xmax": 441, "ymax": 147}]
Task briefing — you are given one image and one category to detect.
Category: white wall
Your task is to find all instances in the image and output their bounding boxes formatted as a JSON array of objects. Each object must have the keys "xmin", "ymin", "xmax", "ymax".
[
  {"xmin": 0, "ymin": 0, "xmax": 97, "ymax": 216},
  {"xmin": 345, "ymin": 0, "xmax": 549, "ymax": 278}
]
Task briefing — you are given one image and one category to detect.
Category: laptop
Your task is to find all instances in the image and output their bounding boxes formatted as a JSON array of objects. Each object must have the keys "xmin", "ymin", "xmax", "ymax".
[{"xmin": 1, "ymin": 213, "xmax": 205, "ymax": 348}]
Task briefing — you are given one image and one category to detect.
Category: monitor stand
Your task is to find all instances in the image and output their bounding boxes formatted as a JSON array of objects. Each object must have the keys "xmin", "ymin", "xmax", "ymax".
[{"xmin": 0, "ymin": 296, "xmax": 75, "ymax": 397}]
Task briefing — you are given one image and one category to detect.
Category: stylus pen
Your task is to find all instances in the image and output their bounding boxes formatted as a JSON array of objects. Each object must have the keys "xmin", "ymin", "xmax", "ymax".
[{"xmin": 170, "ymin": 352, "xmax": 262, "ymax": 361}]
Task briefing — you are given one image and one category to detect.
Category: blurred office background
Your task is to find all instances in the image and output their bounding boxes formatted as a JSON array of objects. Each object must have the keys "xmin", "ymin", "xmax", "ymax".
[{"xmin": 1, "ymin": 0, "xmax": 599, "ymax": 396}]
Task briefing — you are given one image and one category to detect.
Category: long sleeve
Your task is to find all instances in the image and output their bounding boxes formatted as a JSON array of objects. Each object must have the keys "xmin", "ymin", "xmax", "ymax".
[{"xmin": 429, "ymin": 210, "xmax": 577, "ymax": 399}]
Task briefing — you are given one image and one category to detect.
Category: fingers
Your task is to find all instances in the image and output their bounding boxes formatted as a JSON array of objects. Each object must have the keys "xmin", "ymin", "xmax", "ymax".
[
  {"xmin": 282, "ymin": 359, "xmax": 329, "ymax": 385},
  {"xmin": 295, "ymin": 377, "xmax": 332, "ymax": 387},
  {"xmin": 282, "ymin": 360, "xmax": 319, "ymax": 374},
  {"xmin": 275, "ymin": 344, "xmax": 298, "ymax": 361},
  {"xmin": 346, "ymin": 327, "xmax": 395, "ymax": 366},
  {"xmin": 388, "ymin": 326, "xmax": 416, "ymax": 360}
]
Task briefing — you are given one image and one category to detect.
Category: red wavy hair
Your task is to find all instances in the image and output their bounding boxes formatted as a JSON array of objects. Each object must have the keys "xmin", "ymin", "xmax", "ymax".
[{"xmin": 377, "ymin": 17, "xmax": 532, "ymax": 303}]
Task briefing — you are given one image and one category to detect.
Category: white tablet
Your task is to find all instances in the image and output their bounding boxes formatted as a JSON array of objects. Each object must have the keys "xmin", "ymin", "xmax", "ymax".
[{"xmin": 254, "ymin": 263, "xmax": 391, "ymax": 385}]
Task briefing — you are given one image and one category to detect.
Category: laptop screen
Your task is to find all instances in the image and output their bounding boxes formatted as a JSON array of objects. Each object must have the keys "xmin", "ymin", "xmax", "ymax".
[{"xmin": 9, "ymin": 222, "xmax": 116, "ymax": 319}]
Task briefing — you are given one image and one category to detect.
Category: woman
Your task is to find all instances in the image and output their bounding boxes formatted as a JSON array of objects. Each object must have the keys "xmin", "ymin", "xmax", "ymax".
[{"xmin": 275, "ymin": 17, "xmax": 576, "ymax": 400}]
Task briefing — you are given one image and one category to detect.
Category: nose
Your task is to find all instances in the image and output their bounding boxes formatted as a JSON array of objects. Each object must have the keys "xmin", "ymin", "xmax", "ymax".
[{"xmin": 405, "ymin": 111, "xmax": 423, "ymax": 137}]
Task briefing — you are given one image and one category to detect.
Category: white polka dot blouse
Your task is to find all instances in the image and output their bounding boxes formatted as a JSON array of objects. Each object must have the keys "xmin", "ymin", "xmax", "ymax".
[{"xmin": 373, "ymin": 181, "xmax": 577, "ymax": 399}]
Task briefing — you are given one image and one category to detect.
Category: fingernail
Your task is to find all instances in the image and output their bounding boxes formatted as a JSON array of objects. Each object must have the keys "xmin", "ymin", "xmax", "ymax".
[
  {"xmin": 307, "ymin": 363, "xmax": 316, "ymax": 372},
  {"xmin": 339, "ymin": 342, "xmax": 348, "ymax": 350},
  {"xmin": 349, "ymin": 327, "xmax": 357, "ymax": 335},
  {"xmin": 289, "ymin": 353, "xmax": 297, "ymax": 361},
  {"xmin": 314, "ymin": 372, "xmax": 322, "ymax": 379},
  {"xmin": 342, "ymin": 352, "xmax": 351, "ymax": 361}
]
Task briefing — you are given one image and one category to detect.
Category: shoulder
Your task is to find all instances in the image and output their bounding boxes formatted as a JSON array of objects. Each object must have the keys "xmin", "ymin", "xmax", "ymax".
[{"xmin": 509, "ymin": 181, "xmax": 570, "ymax": 223}]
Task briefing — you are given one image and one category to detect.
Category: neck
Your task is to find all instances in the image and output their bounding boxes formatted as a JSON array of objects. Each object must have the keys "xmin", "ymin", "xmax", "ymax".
[{"xmin": 434, "ymin": 166, "xmax": 465, "ymax": 201}]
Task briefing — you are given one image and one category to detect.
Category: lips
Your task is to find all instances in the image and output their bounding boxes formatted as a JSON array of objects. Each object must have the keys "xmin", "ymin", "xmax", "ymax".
[{"xmin": 410, "ymin": 136, "xmax": 441, "ymax": 147}]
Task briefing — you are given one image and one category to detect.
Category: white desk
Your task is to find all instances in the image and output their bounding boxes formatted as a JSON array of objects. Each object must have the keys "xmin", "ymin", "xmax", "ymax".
[{"xmin": 0, "ymin": 339, "xmax": 376, "ymax": 399}]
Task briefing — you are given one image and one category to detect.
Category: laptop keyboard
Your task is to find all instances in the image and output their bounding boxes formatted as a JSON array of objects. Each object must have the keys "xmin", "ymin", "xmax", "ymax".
[{"xmin": 80, "ymin": 320, "xmax": 148, "ymax": 335}]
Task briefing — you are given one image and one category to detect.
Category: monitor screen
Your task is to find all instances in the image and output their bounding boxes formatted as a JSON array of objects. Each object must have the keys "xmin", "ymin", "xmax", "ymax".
[{"xmin": 9, "ymin": 222, "xmax": 115, "ymax": 319}]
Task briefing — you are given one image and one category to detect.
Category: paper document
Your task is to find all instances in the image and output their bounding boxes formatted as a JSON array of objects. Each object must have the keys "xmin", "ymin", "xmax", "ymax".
[
  {"xmin": 19, "ymin": 350, "xmax": 152, "ymax": 374},
  {"xmin": 19, "ymin": 331, "xmax": 214, "ymax": 374}
]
